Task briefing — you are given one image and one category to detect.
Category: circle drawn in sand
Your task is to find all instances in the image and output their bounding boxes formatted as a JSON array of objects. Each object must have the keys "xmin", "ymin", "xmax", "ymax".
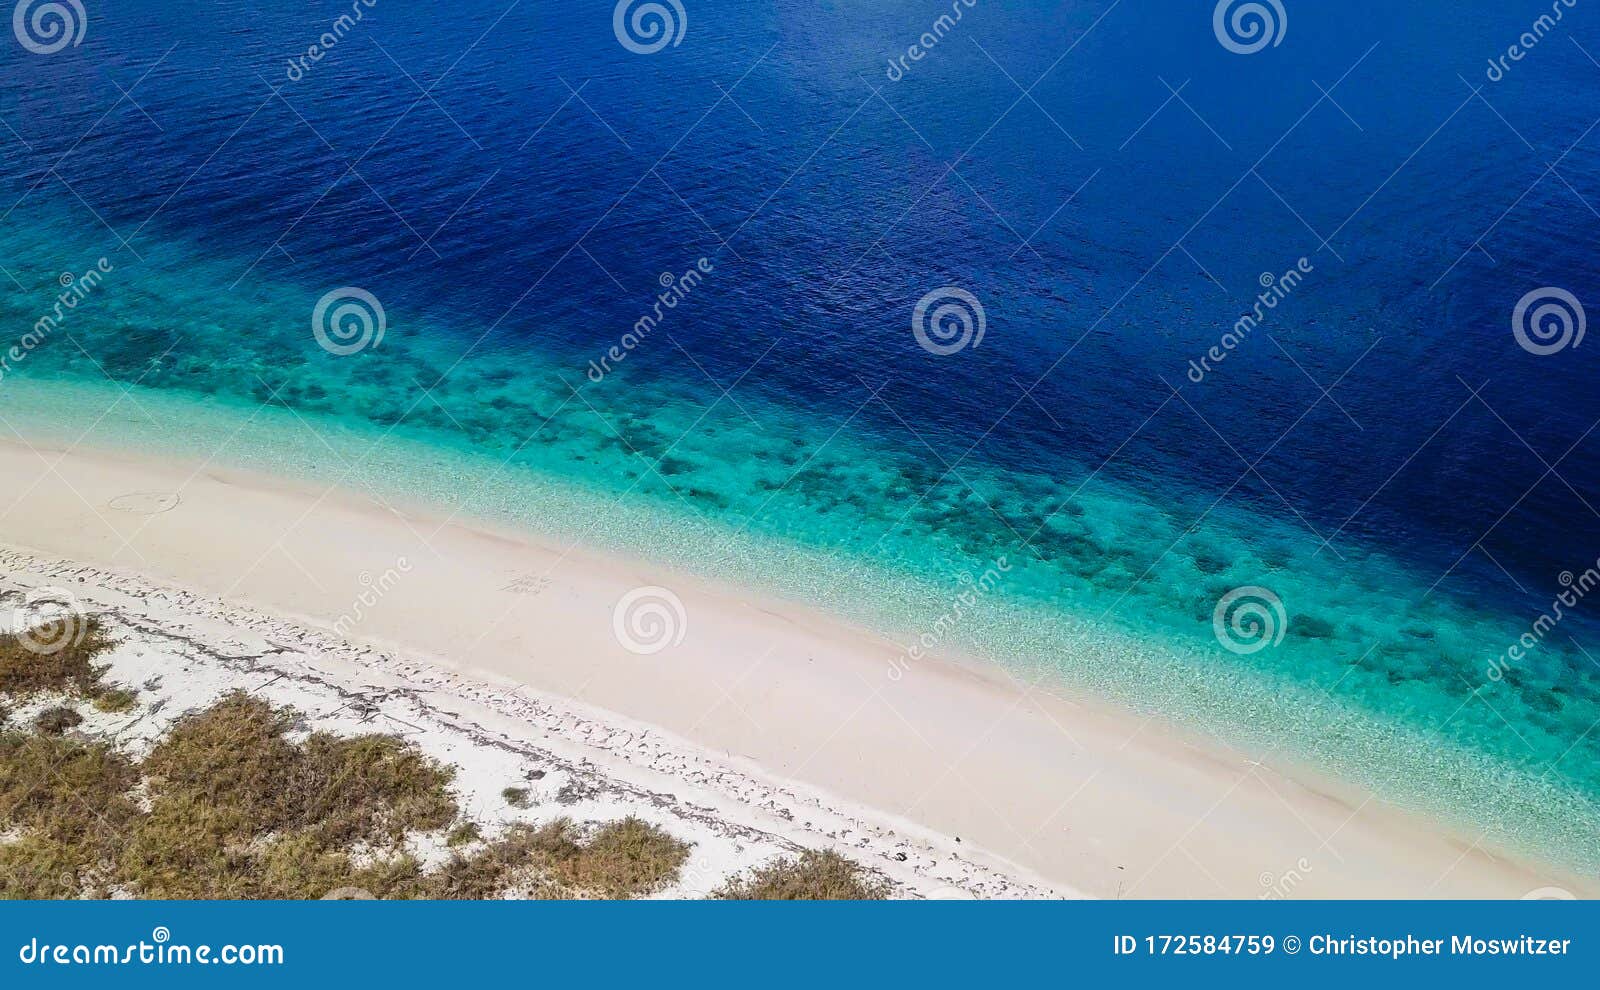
[{"xmin": 108, "ymin": 491, "xmax": 181, "ymax": 515}]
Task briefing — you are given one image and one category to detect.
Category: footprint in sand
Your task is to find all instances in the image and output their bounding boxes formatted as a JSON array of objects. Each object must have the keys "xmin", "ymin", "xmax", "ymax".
[{"xmin": 108, "ymin": 491, "xmax": 181, "ymax": 515}]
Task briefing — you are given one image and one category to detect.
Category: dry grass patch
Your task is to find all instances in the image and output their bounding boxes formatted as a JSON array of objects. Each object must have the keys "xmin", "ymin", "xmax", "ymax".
[
  {"xmin": 555, "ymin": 816, "xmax": 689, "ymax": 898},
  {"xmin": 141, "ymin": 692, "xmax": 456, "ymax": 845},
  {"xmin": 0, "ymin": 616, "xmax": 114, "ymax": 698},
  {"xmin": 91, "ymin": 686, "xmax": 138, "ymax": 713},
  {"xmin": 0, "ymin": 731, "xmax": 139, "ymax": 839},
  {"xmin": 0, "ymin": 729, "xmax": 139, "ymax": 897},
  {"xmin": 424, "ymin": 820, "xmax": 570, "ymax": 899},
  {"xmin": 0, "ymin": 631, "xmax": 694, "ymax": 900},
  {"xmin": 446, "ymin": 822, "xmax": 481, "ymax": 847},
  {"xmin": 713, "ymin": 849, "xmax": 890, "ymax": 900},
  {"xmin": 141, "ymin": 692, "xmax": 304, "ymax": 836},
  {"xmin": 294, "ymin": 731, "xmax": 458, "ymax": 848},
  {"xmin": 118, "ymin": 791, "xmax": 256, "ymax": 898},
  {"xmin": 123, "ymin": 691, "xmax": 458, "ymax": 897},
  {"xmin": 425, "ymin": 816, "xmax": 688, "ymax": 900},
  {"xmin": 0, "ymin": 832, "xmax": 96, "ymax": 898}
]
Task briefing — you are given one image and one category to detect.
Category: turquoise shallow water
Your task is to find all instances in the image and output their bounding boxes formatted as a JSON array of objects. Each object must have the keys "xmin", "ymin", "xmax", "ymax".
[
  {"xmin": 4, "ymin": 0, "xmax": 1600, "ymax": 876},
  {"xmin": 2, "ymin": 196, "xmax": 1598, "ymax": 871}
]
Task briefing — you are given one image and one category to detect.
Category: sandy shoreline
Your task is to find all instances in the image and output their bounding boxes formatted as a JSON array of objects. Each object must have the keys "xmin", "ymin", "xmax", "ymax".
[
  {"xmin": 0, "ymin": 435, "xmax": 1588, "ymax": 898},
  {"xmin": 0, "ymin": 557, "xmax": 1034, "ymax": 899}
]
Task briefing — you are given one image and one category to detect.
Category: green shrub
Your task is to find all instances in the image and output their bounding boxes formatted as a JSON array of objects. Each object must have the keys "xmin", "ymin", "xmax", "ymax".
[
  {"xmin": 446, "ymin": 822, "xmax": 482, "ymax": 847},
  {"xmin": 92, "ymin": 686, "xmax": 138, "ymax": 713}
]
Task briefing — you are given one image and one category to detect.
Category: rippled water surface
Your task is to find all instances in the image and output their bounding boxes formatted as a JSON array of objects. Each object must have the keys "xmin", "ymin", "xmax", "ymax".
[{"xmin": 2, "ymin": 1, "xmax": 1599, "ymax": 867}]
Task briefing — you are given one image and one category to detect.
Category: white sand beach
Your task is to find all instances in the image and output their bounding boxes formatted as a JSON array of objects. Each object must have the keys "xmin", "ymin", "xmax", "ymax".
[{"xmin": 0, "ymin": 436, "xmax": 1589, "ymax": 899}]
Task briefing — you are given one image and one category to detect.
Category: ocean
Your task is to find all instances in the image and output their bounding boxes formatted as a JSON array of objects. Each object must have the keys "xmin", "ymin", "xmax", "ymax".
[{"xmin": 2, "ymin": 0, "xmax": 1599, "ymax": 868}]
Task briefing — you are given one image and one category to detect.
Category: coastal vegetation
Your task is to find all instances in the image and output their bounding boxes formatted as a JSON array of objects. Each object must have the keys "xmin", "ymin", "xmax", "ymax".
[
  {"xmin": 0, "ymin": 613, "xmax": 884, "ymax": 900},
  {"xmin": 714, "ymin": 850, "xmax": 890, "ymax": 900},
  {"xmin": 0, "ymin": 614, "xmax": 693, "ymax": 899},
  {"xmin": 0, "ymin": 614, "xmax": 117, "ymax": 697}
]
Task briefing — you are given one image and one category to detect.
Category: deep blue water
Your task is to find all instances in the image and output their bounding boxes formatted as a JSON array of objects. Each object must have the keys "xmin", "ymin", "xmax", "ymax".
[
  {"xmin": 3, "ymin": 1, "xmax": 1600, "ymax": 864},
  {"xmin": 8, "ymin": 1, "xmax": 1599, "ymax": 588}
]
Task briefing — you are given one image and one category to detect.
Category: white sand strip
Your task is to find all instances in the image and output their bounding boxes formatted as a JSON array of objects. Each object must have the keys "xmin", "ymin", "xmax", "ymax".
[{"xmin": 0, "ymin": 437, "xmax": 1588, "ymax": 898}]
